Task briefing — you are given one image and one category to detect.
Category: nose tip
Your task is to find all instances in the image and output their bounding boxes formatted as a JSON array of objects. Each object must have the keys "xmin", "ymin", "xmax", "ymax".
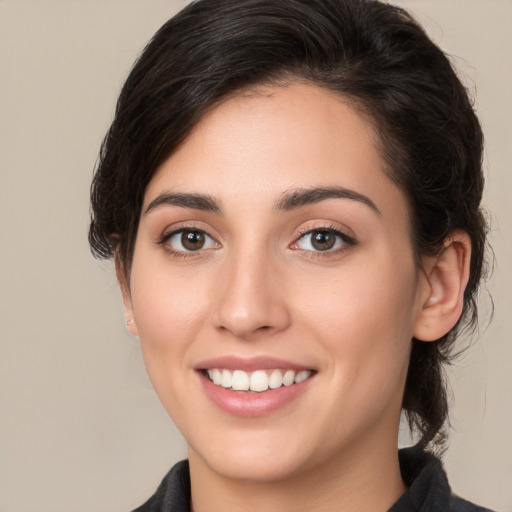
[
  {"xmin": 216, "ymin": 309, "xmax": 274, "ymax": 339},
  {"xmin": 211, "ymin": 259, "xmax": 291, "ymax": 340}
]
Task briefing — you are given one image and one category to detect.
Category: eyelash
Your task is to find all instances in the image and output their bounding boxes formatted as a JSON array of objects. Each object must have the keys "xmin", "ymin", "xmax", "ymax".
[
  {"xmin": 157, "ymin": 223, "xmax": 218, "ymax": 259},
  {"xmin": 291, "ymin": 225, "xmax": 357, "ymax": 258},
  {"xmin": 157, "ymin": 224, "xmax": 357, "ymax": 259}
]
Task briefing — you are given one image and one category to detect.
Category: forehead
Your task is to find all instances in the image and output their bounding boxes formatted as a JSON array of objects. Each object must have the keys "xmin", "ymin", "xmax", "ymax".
[{"xmin": 144, "ymin": 83, "xmax": 408, "ymax": 223}]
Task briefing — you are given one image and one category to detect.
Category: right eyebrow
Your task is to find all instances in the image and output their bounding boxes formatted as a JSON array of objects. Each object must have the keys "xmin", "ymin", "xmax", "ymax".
[
  {"xmin": 144, "ymin": 191, "xmax": 222, "ymax": 215},
  {"xmin": 275, "ymin": 186, "xmax": 381, "ymax": 215}
]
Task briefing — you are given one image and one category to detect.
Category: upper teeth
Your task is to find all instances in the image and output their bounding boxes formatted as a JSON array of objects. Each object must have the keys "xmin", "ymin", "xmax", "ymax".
[{"xmin": 206, "ymin": 368, "xmax": 312, "ymax": 392}]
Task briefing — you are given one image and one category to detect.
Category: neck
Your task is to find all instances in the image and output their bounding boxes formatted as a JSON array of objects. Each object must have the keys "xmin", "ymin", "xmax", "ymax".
[{"xmin": 188, "ymin": 435, "xmax": 406, "ymax": 512}]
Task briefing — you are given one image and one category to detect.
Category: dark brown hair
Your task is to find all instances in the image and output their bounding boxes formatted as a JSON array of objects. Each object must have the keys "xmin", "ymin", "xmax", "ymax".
[{"xmin": 89, "ymin": 0, "xmax": 487, "ymax": 449}]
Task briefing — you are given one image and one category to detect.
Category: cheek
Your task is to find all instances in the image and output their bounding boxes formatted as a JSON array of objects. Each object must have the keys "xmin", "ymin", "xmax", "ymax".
[
  {"xmin": 128, "ymin": 269, "xmax": 212, "ymax": 421},
  {"xmin": 293, "ymin": 254, "xmax": 418, "ymax": 380},
  {"xmin": 128, "ymin": 260, "xmax": 210, "ymax": 375},
  {"xmin": 297, "ymin": 256, "xmax": 417, "ymax": 328},
  {"xmin": 134, "ymin": 292, "xmax": 197, "ymax": 345}
]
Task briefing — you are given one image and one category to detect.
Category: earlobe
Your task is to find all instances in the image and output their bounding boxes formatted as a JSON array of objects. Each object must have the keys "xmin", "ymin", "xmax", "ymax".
[
  {"xmin": 115, "ymin": 254, "xmax": 139, "ymax": 337},
  {"xmin": 413, "ymin": 231, "xmax": 471, "ymax": 342}
]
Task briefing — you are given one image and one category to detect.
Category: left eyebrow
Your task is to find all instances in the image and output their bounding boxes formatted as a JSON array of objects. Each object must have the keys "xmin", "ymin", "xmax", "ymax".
[
  {"xmin": 144, "ymin": 191, "xmax": 222, "ymax": 215},
  {"xmin": 275, "ymin": 186, "xmax": 381, "ymax": 215}
]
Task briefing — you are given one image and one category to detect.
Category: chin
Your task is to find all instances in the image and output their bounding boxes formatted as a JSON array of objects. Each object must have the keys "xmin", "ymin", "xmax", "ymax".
[
  {"xmin": 188, "ymin": 429, "xmax": 314, "ymax": 483},
  {"xmin": 207, "ymin": 454, "xmax": 307, "ymax": 484}
]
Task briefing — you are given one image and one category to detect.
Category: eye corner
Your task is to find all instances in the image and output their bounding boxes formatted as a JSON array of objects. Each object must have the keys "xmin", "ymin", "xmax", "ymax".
[
  {"xmin": 290, "ymin": 225, "xmax": 357, "ymax": 255},
  {"xmin": 157, "ymin": 224, "xmax": 221, "ymax": 258}
]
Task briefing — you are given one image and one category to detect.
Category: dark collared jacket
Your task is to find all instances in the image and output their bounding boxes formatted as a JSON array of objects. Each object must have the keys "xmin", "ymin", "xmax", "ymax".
[{"xmin": 132, "ymin": 445, "xmax": 495, "ymax": 512}]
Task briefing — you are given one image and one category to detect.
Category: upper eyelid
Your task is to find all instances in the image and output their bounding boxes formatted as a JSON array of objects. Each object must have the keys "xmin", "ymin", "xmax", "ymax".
[
  {"xmin": 164, "ymin": 226, "xmax": 214, "ymax": 240},
  {"xmin": 294, "ymin": 223, "xmax": 356, "ymax": 241},
  {"xmin": 156, "ymin": 221, "xmax": 356, "ymax": 247},
  {"xmin": 159, "ymin": 222, "xmax": 216, "ymax": 240},
  {"xmin": 158, "ymin": 226, "xmax": 219, "ymax": 256},
  {"xmin": 291, "ymin": 224, "xmax": 357, "ymax": 250}
]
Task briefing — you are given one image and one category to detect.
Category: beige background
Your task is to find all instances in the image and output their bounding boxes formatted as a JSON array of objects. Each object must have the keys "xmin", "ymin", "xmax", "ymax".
[{"xmin": 0, "ymin": 1, "xmax": 510, "ymax": 511}]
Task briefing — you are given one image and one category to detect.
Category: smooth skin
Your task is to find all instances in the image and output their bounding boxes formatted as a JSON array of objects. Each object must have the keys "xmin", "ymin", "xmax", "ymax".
[{"xmin": 120, "ymin": 83, "xmax": 471, "ymax": 512}]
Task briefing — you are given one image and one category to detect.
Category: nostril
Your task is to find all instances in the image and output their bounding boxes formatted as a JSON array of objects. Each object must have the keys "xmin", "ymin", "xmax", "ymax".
[{"xmin": 212, "ymin": 281, "xmax": 292, "ymax": 338}]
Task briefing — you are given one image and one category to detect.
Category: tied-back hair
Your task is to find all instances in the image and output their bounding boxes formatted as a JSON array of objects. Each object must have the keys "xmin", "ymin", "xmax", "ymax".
[{"xmin": 89, "ymin": 0, "xmax": 488, "ymax": 450}]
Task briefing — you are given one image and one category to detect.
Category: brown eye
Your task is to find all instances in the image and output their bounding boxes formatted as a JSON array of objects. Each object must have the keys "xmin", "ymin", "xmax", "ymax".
[
  {"xmin": 181, "ymin": 230, "xmax": 206, "ymax": 251},
  {"xmin": 293, "ymin": 228, "xmax": 354, "ymax": 253},
  {"xmin": 164, "ymin": 229, "xmax": 218, "ymax": 253},
  {"xmin": 310, "ymin": 230, "xmax": 336, "ymax": 251}
]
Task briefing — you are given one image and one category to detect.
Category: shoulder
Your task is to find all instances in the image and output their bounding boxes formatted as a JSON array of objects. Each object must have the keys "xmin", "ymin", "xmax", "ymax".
[
  {"xmin": 390, "ymin": 445, "xmax": 496, "ymax": 512},
  {"xmin": 450, "ymin": 494, "xmax": 496, "ymax": 512},
  {"xmin": 131, "ymin": 460, "xmax": 191, "ymax": 512}
]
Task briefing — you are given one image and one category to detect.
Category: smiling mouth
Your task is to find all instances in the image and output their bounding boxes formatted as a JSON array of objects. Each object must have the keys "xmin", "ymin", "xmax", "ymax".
[{"xmin": 204, "ymin": 368, "xmax": 314, "ymax": 393}]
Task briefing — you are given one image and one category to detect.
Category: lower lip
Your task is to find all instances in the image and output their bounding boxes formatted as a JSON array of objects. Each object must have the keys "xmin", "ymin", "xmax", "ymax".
[{"xmin": 198, "ymin": 372, "xmax": 313, "ymax": 417}]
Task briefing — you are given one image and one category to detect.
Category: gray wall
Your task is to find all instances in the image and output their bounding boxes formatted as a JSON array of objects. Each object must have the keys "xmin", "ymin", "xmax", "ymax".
[{"xmin": 0, "ymin": 1, "xmax": 510, "ymax": 511}]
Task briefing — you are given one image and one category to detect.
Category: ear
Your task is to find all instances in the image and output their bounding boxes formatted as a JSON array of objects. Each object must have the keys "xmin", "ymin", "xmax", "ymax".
[
  {"xmin": 413, "ymin": 231, "xmax": 471, "ymax": 342},
  {"xmin": 115, "ymin": 254, "xmax": 139, "ymax": 337}
]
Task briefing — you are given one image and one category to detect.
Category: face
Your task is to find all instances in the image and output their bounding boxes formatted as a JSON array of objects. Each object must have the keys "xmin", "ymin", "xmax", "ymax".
[{"xmin": 123, "ymin": 83, "xmax": 429, "ymax": 483}]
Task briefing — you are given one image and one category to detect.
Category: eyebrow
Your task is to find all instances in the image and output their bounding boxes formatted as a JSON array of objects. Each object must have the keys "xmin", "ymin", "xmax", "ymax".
[
  {"xmin": 144, "ymin": 186, "xmax": 380, "ymax": 216},
  {"xmin": 144, "ymin": 191, "xmax": 222, "ymax": 215},
  {"xmin": 275, "ymin": 186, "xmax": 380, "ymax": 214}
]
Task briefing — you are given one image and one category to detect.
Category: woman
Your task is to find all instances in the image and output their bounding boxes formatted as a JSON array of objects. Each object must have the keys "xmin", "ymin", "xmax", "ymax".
[{"xmin": 89, "ymin": 0, "xmax": 492, "ymax": 510}]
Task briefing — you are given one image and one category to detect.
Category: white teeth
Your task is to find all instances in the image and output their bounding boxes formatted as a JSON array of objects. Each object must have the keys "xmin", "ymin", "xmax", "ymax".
[
  {"xmin": 207, "ymin": 369, "xmax": 222, "ymax": 385},
  {"xmin": 250, "ymin": 370, "xmax": 269, "ymax": 392},
  {"xmin": 211, "ymin": 368, "xmax": 222, "ymax": 385},
  {"xmin": 206, "ymin": 368, "xmax": 312, "ymax": 392},
  {"xmin": 294, "ymin": 370, "xmax": 311, "ymax": 383},
  {"xmin": 220, "ymin": 369, "xmax": 232, "ymax": 388},
  {"xmin": 268, "ymin": 369, "xmax": 283, "ymax": 389},
  {"xmin": 231, "ymin": 370, "xmax": 250, "ymax": 391},
  {"xmin": 282, "ymin": 370, "xmax": 295, "ymax": 386}
]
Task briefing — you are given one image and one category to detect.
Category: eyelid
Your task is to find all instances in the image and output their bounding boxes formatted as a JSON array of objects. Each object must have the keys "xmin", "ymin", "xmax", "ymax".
[
  {"xmin": 155, "ymin": 221, "xmax": 356, "ymax": 258},
  {"xmin": 157, "ymin": 222, "xmax": 221, "ymax": 256},
  {"xmin": 290, "ymin": 224, "xmax": 357, "ymax": 253}
]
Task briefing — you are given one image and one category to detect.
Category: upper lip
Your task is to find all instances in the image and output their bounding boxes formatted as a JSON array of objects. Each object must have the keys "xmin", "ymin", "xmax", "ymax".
[{"xmin": 194, "ymin": 355, "xmax": 314, "ymax": 372}]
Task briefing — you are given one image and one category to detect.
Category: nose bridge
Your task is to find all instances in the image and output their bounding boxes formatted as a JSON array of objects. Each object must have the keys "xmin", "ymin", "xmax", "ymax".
[{"xmin": 212, "ymin": 242, "xmax": 290, "ymax": 339}]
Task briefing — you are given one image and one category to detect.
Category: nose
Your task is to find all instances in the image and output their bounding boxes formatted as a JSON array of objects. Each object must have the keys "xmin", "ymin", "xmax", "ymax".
[{"xmin": 211, "ymin": 249, "xmax": 291, "ymax": 340}]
